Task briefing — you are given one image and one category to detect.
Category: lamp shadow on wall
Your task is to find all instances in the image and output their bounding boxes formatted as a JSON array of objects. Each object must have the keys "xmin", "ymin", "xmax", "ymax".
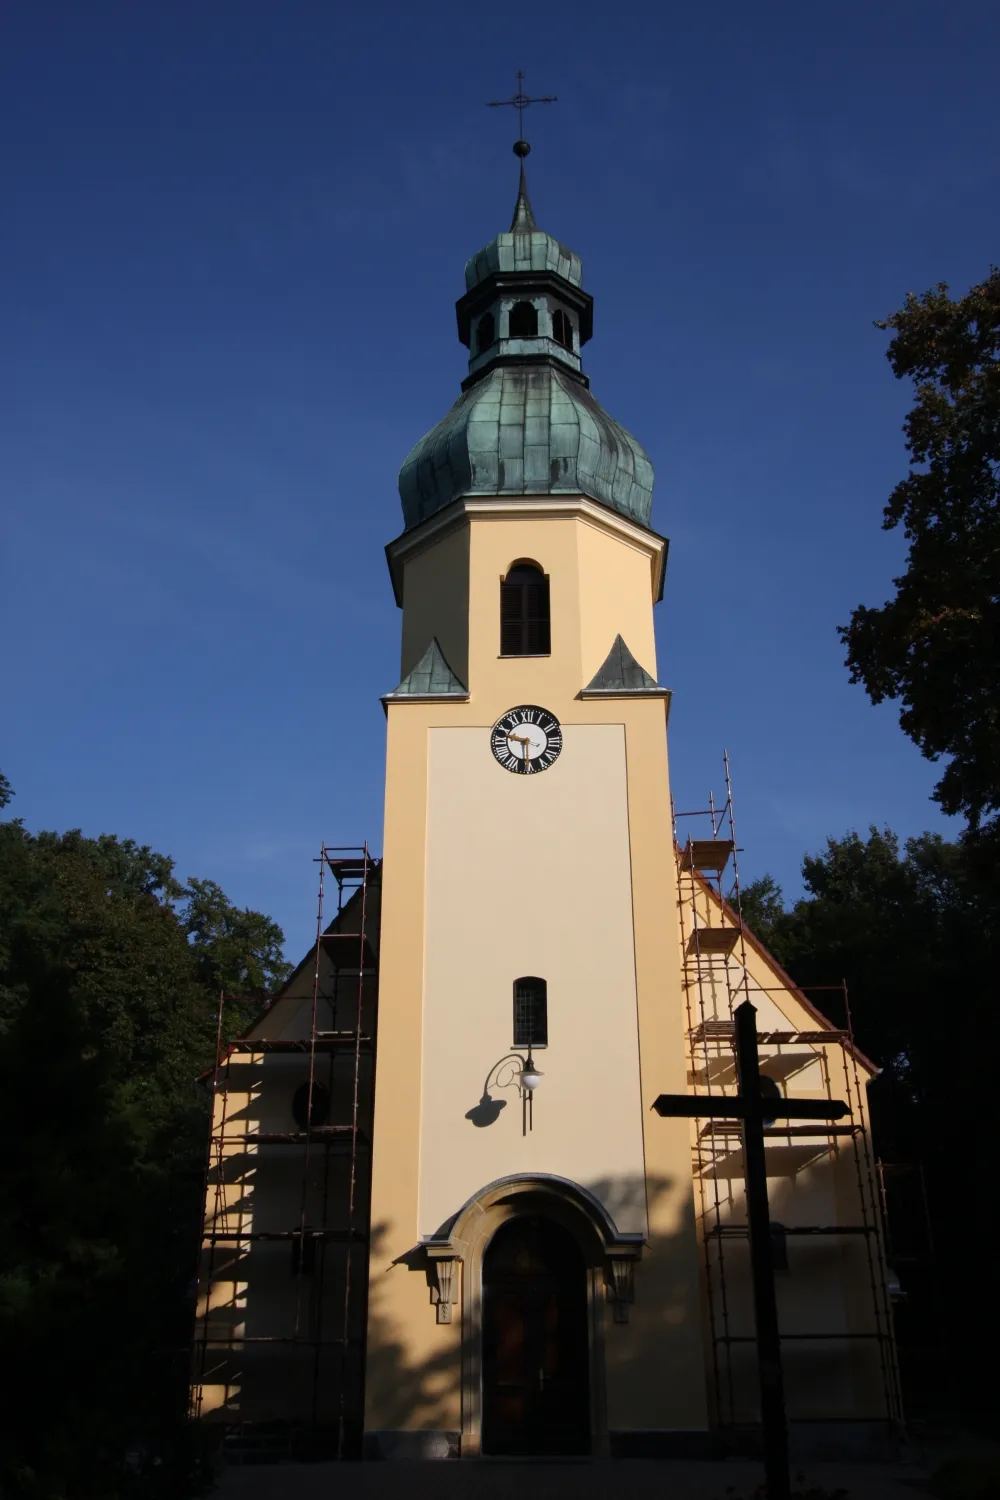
[{"xmin": 464, "ymin": 1054, "xmax": 527, "ymax": 1128}]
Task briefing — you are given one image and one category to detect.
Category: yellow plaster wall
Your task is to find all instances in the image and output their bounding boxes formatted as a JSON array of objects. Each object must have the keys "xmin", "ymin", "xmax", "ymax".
[
  {"xmin": 421, "ymin": 722, "xmax": 646, "ymax": 1236},
  {"xmin": 575, "ymin": 513, "xmax": 659, "ymax": 684},
  {"xmin": 467, "ymin": 512, "xmax": 585, "ymax": 701},
  {"xmin": 367, "ymin": 503, "xmax": 710, "ymax": 1436},
  {"xmin": 399, "ymin": 523, "xmax": 471, "ymax": 686}
]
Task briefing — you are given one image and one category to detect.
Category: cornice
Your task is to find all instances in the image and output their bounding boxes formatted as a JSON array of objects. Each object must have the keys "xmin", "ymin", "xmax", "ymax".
[{"xmin": 385, "ymin": 494, "xmax": 668, "ymax": 608}]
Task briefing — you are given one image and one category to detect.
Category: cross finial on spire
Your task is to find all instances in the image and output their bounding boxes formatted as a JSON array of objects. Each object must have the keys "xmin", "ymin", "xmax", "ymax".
[
  {"xmin": 487, "ymin": 72, "xmax": 556, "ymax": 233},
  {"xmin": 487, "ymin": 69, "xmax": 557, "ymax": 153}
]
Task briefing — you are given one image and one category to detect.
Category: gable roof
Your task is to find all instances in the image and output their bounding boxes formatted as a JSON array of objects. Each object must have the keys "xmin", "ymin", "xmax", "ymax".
[{"xmin": 199, "ymin": 863, "xmax": 382, "ymax": 1077}]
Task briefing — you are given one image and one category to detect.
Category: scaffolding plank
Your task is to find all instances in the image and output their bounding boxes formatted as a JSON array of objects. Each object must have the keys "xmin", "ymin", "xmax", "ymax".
[
  {"xmin": 680, "ymin": 838, "xmax": 735, "ymax": 873},
  {"xmin": 707, "ymin": 1224, "xmax": 875, "ymax": 1237},
  {"xmin": 690, "ymin": 1019, "xmax": 735, "ymax": 1041},
  {"xmin": 687, "ymin": 927, "xmax": 741, "ymax": 955},
  {"xmin": 689, "ymin": 1021, "xmax": 847, "ymax": 1045},
  {"xmin": 227, "ymin": 1035, "xmax": 373, "ymax": 1054},
  {"xmin": 202, "ymin": 1229, "xmax": 368, "ymax": 1243},
  {"xmin": 224, "ymin": 1127, "xmax": 369, "ymax": 1146},
  {"xmin": 698, "ymin": 1121, "xmax": 858, "ymax": 1139}
]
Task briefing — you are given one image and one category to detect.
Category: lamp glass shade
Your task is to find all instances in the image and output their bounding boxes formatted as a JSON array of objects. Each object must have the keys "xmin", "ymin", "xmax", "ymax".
[{"xmin": 520, "ymin": 1062, "xmax": 543, "ymax": 1092}]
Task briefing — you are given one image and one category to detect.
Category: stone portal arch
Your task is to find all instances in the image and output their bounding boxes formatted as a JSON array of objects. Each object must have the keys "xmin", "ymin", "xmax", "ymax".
[{"xmin": 422, "ymin": 1174, "xmax": 644, "ymax": 1455}]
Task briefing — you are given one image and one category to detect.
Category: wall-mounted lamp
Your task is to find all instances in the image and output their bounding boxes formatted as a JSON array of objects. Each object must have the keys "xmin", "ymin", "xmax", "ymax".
[
  {"xmin": 518, "ymin": 1050, "xmax": 543, "ymax": 1133},
  {"xmin": 520, "ymin": 1051, "xmax": 543, "ymax": 1092}
]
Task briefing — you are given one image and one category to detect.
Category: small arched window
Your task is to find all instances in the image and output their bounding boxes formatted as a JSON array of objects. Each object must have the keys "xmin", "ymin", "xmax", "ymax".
[
  {"xmin": 477, "ymin": 312, "xmax": 495, "ymax": 354},
  {"xmin": 513, "ymin": 977, "xmax": 547, "ymax": 1048},
  {"xmin": 291, "ymin": 1080, "xmax": 330, "ymax": 1130},
  {"xmin": 508, "ymin": 300, "xmax": 538, "ymax": 338},
  {"xmin": 552, "ymin": 309, "xmax": 573, "ymax": 350},
  {"xmin": 500, "ymin": 562, "xmax": 550, "ymax": 656}
]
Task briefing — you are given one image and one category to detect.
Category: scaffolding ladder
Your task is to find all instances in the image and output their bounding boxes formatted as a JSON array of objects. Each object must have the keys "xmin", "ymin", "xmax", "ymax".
[
  {"xmin": 674, "ymin": 756, "xmax": 903, "ymax": 1435},
  {"xmin": 190, "ymin": 844, "xmax": 378, "ymax": 1461}
]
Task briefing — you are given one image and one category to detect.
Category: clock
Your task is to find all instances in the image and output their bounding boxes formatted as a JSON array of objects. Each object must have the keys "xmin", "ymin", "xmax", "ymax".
[{"xmin": 490, "ymin": 705, "xmax": 563, "ymax": 775}]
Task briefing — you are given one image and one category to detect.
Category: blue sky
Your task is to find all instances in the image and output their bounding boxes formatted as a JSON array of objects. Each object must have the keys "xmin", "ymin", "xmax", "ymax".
[{"xmin": 3, "ymin": 0, "xmax": 996, "ymax": 958}]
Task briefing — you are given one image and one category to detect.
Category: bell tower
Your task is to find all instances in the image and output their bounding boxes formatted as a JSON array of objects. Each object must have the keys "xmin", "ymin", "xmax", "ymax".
[{"xmin": 364, "ymin": 141, "xmax": 709, "ymax": 1458}]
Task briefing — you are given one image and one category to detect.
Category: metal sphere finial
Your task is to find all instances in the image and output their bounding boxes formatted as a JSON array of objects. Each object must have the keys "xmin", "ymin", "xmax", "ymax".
[{"xmin": 513, "ymin": 139, "xmax": 531, "ymax": 158}]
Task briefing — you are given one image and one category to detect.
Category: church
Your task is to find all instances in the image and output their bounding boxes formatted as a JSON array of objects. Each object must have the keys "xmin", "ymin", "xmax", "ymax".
[{"xmin": 190, "ymin": 136, "xmax": 900, "ymax": 1465}]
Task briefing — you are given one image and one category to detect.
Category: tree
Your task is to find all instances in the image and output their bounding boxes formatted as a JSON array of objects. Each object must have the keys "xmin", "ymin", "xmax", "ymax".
[
  {"xmin": 839, "ymin": 270, "xmax": 1000, "ymax": 839},
  {"xmin": 0, "ymin": 794, "xmax": 291, "ymax": 1498}
]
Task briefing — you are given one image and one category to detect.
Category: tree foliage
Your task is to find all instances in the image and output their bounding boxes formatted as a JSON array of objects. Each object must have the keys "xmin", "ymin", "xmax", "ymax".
[
  {"xmin": 839, "ymin": 270, "xmax": 1000, "ymax": 837},
  {"xmin": 0, "ymin": 794, "xmax": 291, "ymax": 1498},
  {"xmin": 742, "ymin": 827, "xmax": 998, "ymax": 1419}
]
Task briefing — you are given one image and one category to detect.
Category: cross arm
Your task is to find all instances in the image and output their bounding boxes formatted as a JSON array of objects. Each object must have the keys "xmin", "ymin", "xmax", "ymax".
[
  {"xmin": 653, "ymin": 1094, "xmax": 743, "ymax": 1118},
  {"xmin": 652, "ymin": 1094, "xmax": 850, "ymax": 1121}
]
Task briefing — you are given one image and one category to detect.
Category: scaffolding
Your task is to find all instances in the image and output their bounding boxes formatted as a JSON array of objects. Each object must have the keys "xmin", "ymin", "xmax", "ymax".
[
  {"xmin": 674, "ymin": 756, "xmax": 903, "ymax": 1436},
  {"xmin": 190, "ymin": 844, "xmax": 378, "ymax": 1462}
]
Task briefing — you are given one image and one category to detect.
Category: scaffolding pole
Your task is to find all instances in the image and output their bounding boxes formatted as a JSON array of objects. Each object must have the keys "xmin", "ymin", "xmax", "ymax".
[
  {"xmin": 190, "ymin": 842, "xmax": 378, "ymax": 1462},
  {"xmin": 674, "ymin": 754, "xmax": 902, "ymax": 1435}
]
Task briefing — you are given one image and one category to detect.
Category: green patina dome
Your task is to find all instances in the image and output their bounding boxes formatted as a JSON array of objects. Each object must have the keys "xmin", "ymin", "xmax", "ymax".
[
  {"xmin": 464, "ymin": 191, "xmax": 583, "ymax": 291},
  {"xmin": 398, "ymin": 364, "xmax": 653, "ymax": 530},
  {"xmin": 398, "ymin": 158, "xmax": 655, "ymax": 533}
]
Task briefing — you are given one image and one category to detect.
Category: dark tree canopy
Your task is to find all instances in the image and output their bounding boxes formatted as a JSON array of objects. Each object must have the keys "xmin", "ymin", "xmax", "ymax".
[
  {"xmin": 0, "ymin": 793, "xmax": 291, "ymax": 1498},
  {"xmin": 839, "ymin": 270, "xmax": 1000, "ymax": 838}
]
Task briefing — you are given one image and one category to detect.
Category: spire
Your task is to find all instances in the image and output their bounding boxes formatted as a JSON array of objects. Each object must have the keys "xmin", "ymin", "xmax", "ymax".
[
  {"xmin": 485, "ymin": 73, "xmax": 553, "ymax": 232},
  {"xmin": 509, "ymin": 141, "xmax": 538, "ymax": 232}
]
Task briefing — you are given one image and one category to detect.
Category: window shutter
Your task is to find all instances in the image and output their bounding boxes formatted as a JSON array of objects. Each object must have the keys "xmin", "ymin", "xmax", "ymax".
[
  {"xmin": 523, "ymin": 580, "xmax": 550, "ymax": 654},
  {"xmin": 500, "ymin": 581, "xmax": 523, "ymax": 656},
  {"xmin": 500, "ymin": 566, "xmax": 550, "ymax": 657}
]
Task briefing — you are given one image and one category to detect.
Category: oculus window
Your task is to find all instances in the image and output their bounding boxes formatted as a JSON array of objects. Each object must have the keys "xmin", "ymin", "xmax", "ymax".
[
  {"xmin": 291, "ymin": 1080, "xmax": 330, "ymax": 1130},
  {"xmin": 759, "ymin": 1075, "xmax": 782, "ymax": 1129}
]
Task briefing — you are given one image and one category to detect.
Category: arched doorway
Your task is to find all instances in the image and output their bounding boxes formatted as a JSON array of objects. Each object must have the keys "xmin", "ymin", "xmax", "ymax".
[{"xmin": 481, "ymin": 1216, "xmax": 590, "ymax": 1456}]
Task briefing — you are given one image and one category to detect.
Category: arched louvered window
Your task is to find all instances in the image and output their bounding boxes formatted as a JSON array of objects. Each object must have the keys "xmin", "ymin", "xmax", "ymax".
[
  {"xmin": 500, "ymin": 562, "xmax": 550, "ymax": 656},
  {"xmin": 552, "ymin": 309, "xmax": 573, "ymax": 350},
  {"xmin": 513, "ymin": 976, "xmax": 547, "ymax": 1048},
  {"xmin": 477, "ymin": 311, "xmax": 495, "ymax": 354},
  {"xmin": 508, "ymin": 300, "xmax": 538, "ymax": 338}
]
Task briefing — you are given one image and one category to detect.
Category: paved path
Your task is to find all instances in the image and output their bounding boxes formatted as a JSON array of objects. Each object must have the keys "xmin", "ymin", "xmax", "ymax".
[{"xmin": 214, "ymin": 1457, "xmax": 928, "ymax": 1499}]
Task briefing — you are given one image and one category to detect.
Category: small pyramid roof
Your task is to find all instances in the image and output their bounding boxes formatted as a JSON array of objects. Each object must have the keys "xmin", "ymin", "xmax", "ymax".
[
  {"xmin": 382, "ymin": 638, "xmax": 468, "ymax": 703},
  {"xmin": 580, "ymin": 635, "xmax": 669, "ymax": 698}
]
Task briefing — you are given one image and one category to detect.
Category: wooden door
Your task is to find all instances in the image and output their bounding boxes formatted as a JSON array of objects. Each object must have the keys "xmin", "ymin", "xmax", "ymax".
[{"xmin": 481, "ymin": 1216, "xmax": 590, "ymax": 1456}]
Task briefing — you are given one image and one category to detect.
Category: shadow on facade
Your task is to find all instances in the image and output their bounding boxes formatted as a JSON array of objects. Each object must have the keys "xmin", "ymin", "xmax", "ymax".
[{"xmin": 201, "ymin": 1141, "xmax": 896, "ymax": 1466}]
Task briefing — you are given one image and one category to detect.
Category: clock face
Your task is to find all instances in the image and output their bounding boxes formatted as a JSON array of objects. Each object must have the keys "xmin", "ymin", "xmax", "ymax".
[{"xmin": 490, "ymin": 705, "xmax": 563, "ymax": 775}]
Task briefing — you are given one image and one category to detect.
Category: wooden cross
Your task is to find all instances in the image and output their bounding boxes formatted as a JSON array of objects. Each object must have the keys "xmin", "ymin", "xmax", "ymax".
[{"xmin": 653, "ymin": 999, "xmax": 850, "ymax": 1500}]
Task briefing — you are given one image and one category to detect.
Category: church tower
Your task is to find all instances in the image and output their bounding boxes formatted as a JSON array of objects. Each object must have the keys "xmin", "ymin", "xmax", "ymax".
[
  {"xmin": 190, "ymin": 135, "xmax": 898, "ymax": 1466},
  {"xmin": 364, "ymin": 142, "xmax": 709, "ymax": 1456}
]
